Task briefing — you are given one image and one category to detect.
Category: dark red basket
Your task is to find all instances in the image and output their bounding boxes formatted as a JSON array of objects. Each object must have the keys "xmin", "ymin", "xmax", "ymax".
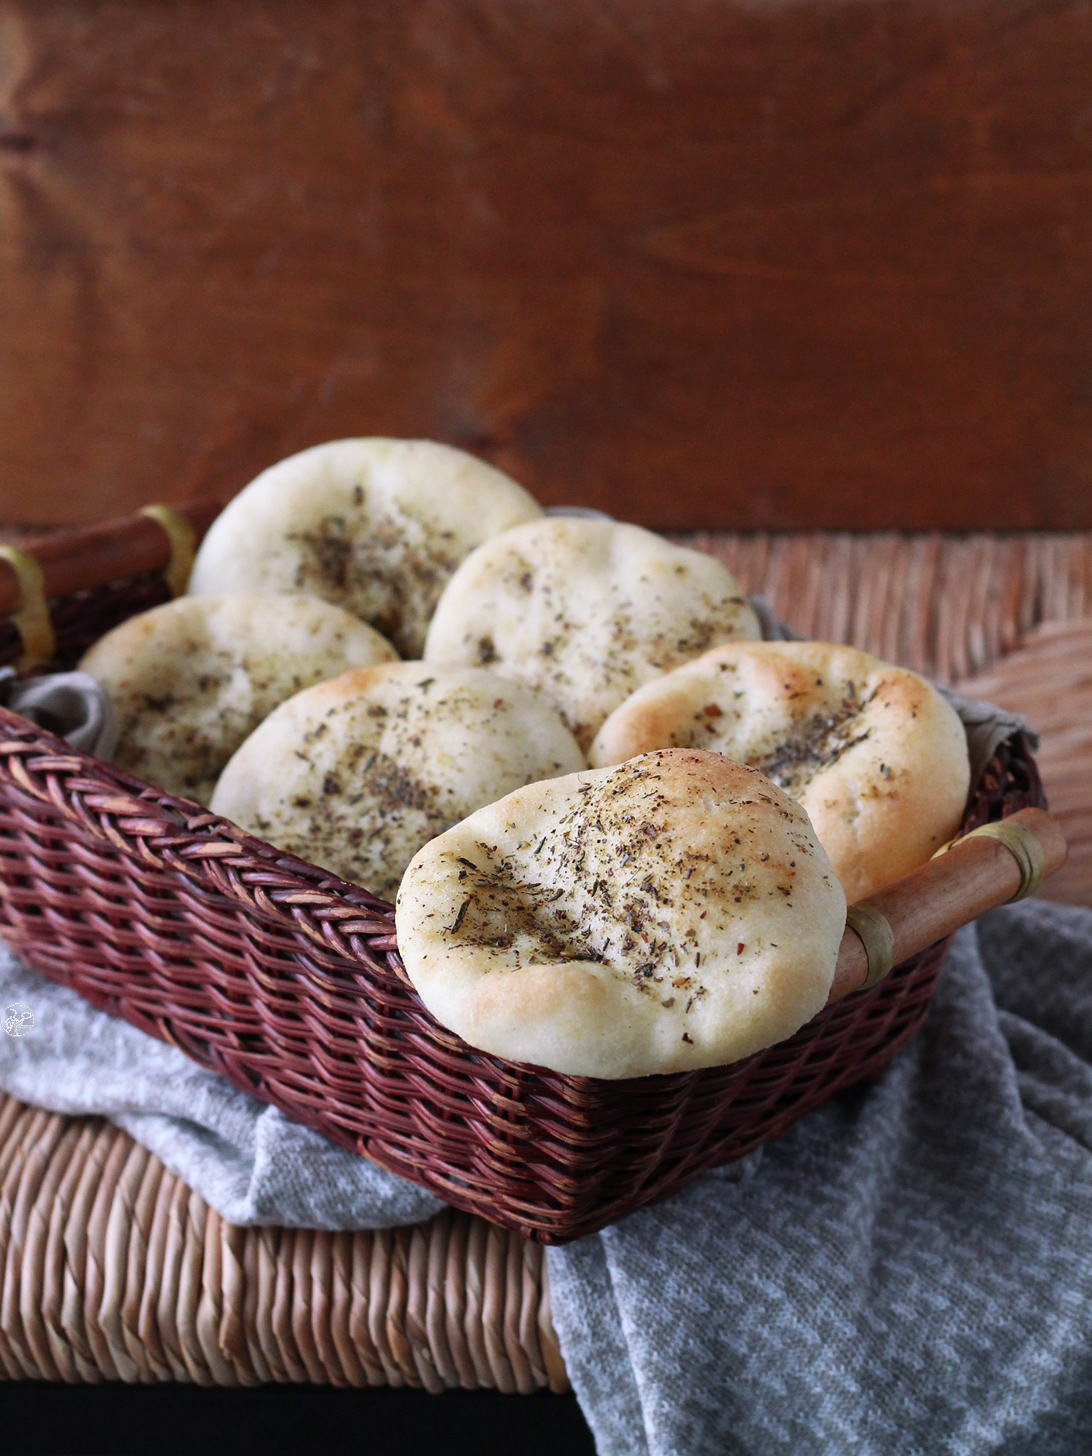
[{"xmin": 0, "ymin": 527, "xmax": 1045, "ymax": 1241}]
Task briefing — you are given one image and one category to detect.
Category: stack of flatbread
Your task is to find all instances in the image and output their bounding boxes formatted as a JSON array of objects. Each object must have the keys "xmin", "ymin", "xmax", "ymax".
[{"xmin": 81, "ymin": 438, "xmax": 971, "ymax": 1077}]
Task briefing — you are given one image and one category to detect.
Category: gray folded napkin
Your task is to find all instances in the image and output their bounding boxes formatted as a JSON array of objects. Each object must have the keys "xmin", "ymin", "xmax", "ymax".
[
  {"xmin": 0, "ymin": 666, "xmax": 118, "ymax": 759},
  {"xmin": 547, "ymin": 899, "xmax": 1092, "ymax": 1455}
]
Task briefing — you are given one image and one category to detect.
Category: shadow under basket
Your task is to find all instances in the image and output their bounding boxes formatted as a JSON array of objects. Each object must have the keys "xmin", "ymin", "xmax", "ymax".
[{"xmin": 0, "ymin": 703, "xmax": 1042, "ymax": 1243}]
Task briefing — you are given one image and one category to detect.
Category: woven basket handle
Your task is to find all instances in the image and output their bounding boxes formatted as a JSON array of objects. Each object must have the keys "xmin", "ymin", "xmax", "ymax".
[
  {"xmin": 0, "ymin": 497, "xmax": 222, "ymax": 613},
  {"xmin": 828, "ymin": 807, "xmax": 1067, "ymax": 1003}
]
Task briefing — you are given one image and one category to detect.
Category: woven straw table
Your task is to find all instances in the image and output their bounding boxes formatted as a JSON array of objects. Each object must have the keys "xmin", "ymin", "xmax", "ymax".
[{"xmin": 1, "ymin": 530, "xmax": 1089, "ymax": 1389}]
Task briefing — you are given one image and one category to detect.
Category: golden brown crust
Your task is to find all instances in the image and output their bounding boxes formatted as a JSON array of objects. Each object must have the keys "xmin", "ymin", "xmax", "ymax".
[
  {"xmin": 589, "ymin": 641, "xmax": 971, "ymax": 901},
  {"xmin": 395, "ymin": 749, "xmax": 846, "ymax": 1078}
]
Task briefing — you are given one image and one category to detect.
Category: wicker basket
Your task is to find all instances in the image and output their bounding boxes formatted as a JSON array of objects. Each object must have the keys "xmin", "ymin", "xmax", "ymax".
[{"xmin": 0, "ymin": 527, "xmax": 1044, "ymax": 1243}]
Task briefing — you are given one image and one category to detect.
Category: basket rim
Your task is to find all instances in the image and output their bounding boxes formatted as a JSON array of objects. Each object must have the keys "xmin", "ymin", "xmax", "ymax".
[
  {"xmin": 0, "ymin": 700, "xmax": 1040, "ymax": 1082},
  {"xmin": 0, "ymin": 701, "xmax": 397, "ymax": 939},
  {"xmin": 0, "ymin": 700, "xmax": 1044, "ymax": 1239}
]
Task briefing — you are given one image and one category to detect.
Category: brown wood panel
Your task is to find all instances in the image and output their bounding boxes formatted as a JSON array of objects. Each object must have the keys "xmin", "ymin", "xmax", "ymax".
[{"xmin": 1, "ymin": 0, "xmax": 1092, "ymax": 529}]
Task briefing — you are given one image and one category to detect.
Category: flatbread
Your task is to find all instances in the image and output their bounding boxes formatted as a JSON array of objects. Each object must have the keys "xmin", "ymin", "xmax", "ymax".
[
  {"xmin": 423, "ymin": 517, "xmax": 759, "ymax": 751},
  {"xmin": 589, "ymin": 641, "xmax": 971, "ymax": 901},
  {"xmin": 188, "ymin": 438, "xmax": 542, "ymax": 657},
  {"xmin": 79, "ymin": 593, "xmax": 397, "ymax": 805},
  {"xmin": 396, "ymin": 749, "xmax": 846, "ymax": 1078},
  {"xmin": 209, "ymin": 662, "xmax": 586, "ymax": 901}
]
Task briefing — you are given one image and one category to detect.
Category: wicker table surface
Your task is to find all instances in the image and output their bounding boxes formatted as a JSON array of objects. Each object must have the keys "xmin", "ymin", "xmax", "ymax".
[{"xmin": 1, "ymin": 530, "xmax": 1089, "ymax": 1389}]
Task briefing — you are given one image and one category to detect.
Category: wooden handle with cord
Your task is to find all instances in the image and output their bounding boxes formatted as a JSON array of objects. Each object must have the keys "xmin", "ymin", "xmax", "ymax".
[
  {"xmin": 826, "ymin": 807, "xmax": 1067, "ymax": 1004},
  {"xmin": 0, "ymin": 497, "xmax": 223, "ymax": 613}
]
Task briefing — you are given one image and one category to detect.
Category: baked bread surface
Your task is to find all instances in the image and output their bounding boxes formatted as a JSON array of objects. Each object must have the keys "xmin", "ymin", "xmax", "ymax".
[
  {"xmin": 210, "ymin": 662, "xmax": 585, "ymax": 901},
  {"xmin": 188, "ymin": 438, "xmax": 542, "ymax": 657},
  {"xmin": 589, "ymin": 641, "xmax": 971, "ymax": 901},
  {"xmin": 422, "ymin": 517, "xmax": 760, "ymax": 752},
  {"xmin": 79, "ymin": 593, "xmax": 397, "ymax": 804},
  {"xmin": 396, "ymin": 748, "xmax": 846, "ymax": 1078}
]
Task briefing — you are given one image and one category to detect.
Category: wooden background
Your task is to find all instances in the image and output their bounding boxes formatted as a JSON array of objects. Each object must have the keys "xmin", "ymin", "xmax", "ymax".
[{"xmin": 2, "ymin": 0, "xmax": 1092, "ymax": 530}]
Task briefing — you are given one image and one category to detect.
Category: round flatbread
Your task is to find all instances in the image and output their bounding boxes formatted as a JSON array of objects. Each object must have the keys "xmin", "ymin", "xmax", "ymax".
[
  {"xmin": 396, "ymin": 748, "xmax": 846, "ymax": 1079},
  {"xmin": 188, "ymin": 438, "xmax": 542, "ymax": 658},
  {"xmin": 589, "ymin": 641, "xmax": 970, "ymax": 902},
  {"xmin": 79, "ymin": 594, "xmax": 397, "ymax": 805},
  {"xmin": 423, "ymin": 517, "xmax": 759, "ymax": 751},
  {"xmin": 210, "ymin": 663, "xmax": 586, "ymax": 901}
]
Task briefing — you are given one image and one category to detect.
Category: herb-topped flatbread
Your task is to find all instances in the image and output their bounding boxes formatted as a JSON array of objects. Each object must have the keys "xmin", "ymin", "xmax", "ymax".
[
  {"xmin": 423, "ymin": 516, "xmax": 760, "ymax": 752},
  {"xmin": 396, "ymin": 749, "xmax": 846, "ymax": 1077},
  {"xmin": 80, "ymin": 593, "xmax": 397, "ymax": 805},
  {"xmin": 210, "ymin": 662, "xmax": 585, "ymax": 901},
  {"xmin": 589, "ymin": 641, "xmax": 970, "ymax": 901},
  {"xmin": 188, "ymin": 439, "xmax": 541, "ymax": 657}
]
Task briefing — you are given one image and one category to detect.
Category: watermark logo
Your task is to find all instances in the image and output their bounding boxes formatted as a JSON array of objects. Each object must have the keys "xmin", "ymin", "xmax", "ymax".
[{"xmin": 2, "ymin": 1003, "xmax": 35, "ymax": 1037}]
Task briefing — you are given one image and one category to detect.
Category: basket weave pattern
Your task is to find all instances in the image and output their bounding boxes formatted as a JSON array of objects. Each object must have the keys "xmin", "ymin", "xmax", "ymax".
[
  {"xmin": 0, "ymin": 1094, "xmax": 567, "ymax": 1391},
  {"xmin": 0, "ymin": 698, "xmax": 1042, "ymax": 1242}
]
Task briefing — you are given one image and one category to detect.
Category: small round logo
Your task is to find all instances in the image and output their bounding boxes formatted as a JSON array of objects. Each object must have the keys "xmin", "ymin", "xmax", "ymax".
[{"xmin": 2, "ymin": 1003, "xmax": 35, "ymax": 1037}]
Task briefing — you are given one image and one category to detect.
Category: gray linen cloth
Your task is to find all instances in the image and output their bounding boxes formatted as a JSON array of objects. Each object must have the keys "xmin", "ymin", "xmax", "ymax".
[
  {"xmin": 547, "ymin": 899, "xmax": 1092, "ymax": 1455},
  {"xmin": 0, "ymin": 942, "xmax": 443, "ymax": 1228},
  {"xmin": 0, "ymin": 667, "xmax": 118, "ymax": 758}
]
